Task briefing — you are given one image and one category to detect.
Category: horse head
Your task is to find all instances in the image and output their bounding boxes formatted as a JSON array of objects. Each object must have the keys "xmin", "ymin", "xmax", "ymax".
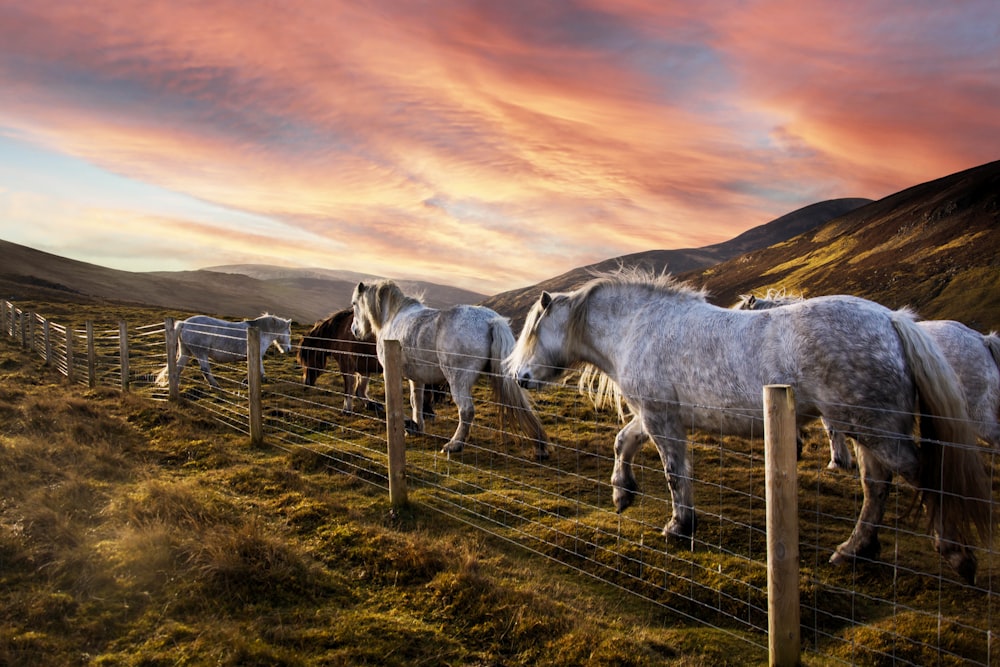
[{"xmin": 508, "ymin": 291, "xmax": 574, "ymax": 390}]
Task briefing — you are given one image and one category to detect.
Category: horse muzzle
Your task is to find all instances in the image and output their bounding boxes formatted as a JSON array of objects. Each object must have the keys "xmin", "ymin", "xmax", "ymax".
[{"xmin": 516, "ymin": 371, "xmax": 542, "ymax": 391}]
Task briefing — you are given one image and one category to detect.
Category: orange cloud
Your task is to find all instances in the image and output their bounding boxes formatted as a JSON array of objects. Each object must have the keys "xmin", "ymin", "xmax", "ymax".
[{"xmin": 0, "ymin": 1, "xmax": 996, "ymax": 294}]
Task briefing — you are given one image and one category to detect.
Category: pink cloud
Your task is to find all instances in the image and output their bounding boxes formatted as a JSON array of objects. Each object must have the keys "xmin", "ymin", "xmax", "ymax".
[{"xmin": 0, "ymin": 1, "xmax": 996, "ymax": 293}]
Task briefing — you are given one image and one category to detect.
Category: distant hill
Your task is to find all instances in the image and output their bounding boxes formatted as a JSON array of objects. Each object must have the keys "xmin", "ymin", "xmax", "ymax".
[
  {"xmin": 682, "ymin": 160, "xmax": 1000, "ymax": 332},
  {"xmin": 200, "ymin": 264, "xmax": 483, "ymax": 313},
  {"xmin": 0, "ymin": 242, "xmax": 484, "ymax": 323},
  {"xmin": 483, "ymin": 198, "xmax": 871, "ymax": 328}
]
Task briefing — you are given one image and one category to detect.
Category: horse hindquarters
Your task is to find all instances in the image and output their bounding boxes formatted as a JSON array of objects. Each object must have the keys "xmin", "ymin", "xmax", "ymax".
[
  {"xmin": 981, "ymin": 333, "xmax": 1000, "ymax": 446},
  {"xmin": 894, "ymin": 314, "xmax": 990, "ymax": 583}
]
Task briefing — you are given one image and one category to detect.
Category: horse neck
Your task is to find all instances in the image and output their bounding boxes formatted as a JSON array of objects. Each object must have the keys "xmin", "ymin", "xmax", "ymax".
[
  {"xmin": 381, "ymin": 296, "xmax": 423, "ymax": 333},
  {"xmin": 571, "ymin": 287, "xmax": 645, "ymax": 375}
]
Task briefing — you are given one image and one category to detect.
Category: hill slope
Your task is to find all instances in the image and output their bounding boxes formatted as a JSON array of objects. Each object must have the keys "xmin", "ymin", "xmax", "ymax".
[
  {"xmin": 0, "ymin": 241, "xmax": 483, "ymax": 323},
  {"xmin": 483, "ymin": 198, "xmax": 870, "ymax": 325},
  {"xmin": 683, "ymin": 160, "xmax": 1000, "ymax": 331}
]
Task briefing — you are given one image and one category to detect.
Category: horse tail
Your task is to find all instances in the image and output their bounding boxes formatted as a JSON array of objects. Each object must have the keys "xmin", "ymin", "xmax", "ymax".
[
  {"xmin": 488, "ymin": 318, "xmax": 550, "ymax": 458},
  {"xmin": 890, "ymin": 310, "xmax": 992, "ymax": 547}
]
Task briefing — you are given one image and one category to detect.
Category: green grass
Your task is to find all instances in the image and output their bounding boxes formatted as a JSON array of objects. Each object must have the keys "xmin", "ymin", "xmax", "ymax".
[
  {"xmin": 0, "ymin": 325, "xmax": 748, "ymax": 666},
  {"xmin": 2, "ymin": 298, "xmax": 998, "ymax": 665}
]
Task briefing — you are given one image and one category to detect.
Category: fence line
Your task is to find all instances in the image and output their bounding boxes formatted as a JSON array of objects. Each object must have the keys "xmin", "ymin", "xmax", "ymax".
[{"xmin": 2, "ymin": 299, "xmax": 997, "ymax": 665}]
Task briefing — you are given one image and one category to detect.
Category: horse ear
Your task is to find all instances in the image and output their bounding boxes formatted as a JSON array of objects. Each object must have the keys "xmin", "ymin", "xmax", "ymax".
[
  {"xmin": 356, "ymin": 281, "xmax": 366, "ymax": 294},
  {"xmin": 748, "ymin": 295, "xmax": 756, "ymax": 306},
  {"xmin": 540, "ymin": 292, "xmax": 553, "ymax": 309}
]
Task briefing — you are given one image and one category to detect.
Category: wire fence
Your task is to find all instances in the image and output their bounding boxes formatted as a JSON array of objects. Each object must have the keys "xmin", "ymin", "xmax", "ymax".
[{"xmin": 2, "ymin": 299, "xmax": 997, "ymax": 665}]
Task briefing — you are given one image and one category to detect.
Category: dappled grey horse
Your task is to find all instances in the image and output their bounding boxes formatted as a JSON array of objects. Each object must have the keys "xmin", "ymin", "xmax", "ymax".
[
  {"xmin": 351, "ymin": 279, "xmax": 549, "ymax": 459},
  {"xmin": 508, "ymin": 270, "xmax": 991, "ymax": 584},
  {"xmin": 735, "ymin": 291, "xmax": 1000, "ymax": 468},
  {"xmin": 155, "ymin": 314, "xmax": 292, "ymax": 389}
]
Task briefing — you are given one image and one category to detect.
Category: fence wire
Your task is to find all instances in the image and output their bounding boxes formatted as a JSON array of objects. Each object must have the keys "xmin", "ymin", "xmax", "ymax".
[{"xmin": 2, "ymin": 300, "xmax": 997, "ymax": 665}]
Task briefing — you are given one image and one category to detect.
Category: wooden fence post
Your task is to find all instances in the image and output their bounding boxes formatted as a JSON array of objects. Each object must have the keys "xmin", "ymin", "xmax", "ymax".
[
  {"xmin": 119, "ymin": 321, "xmax": 130, "ymax": 393},
  {"xmin": 65, "ymin": 324, "xmax": 74, "ymax": 383},
  {"xmin": 21, "ymin": 310, "xmax": 33, "ymax": 347},
  {"xmin": 86, "ymin": 321, "xmax": 97, "ymax": 388},
  {"xmin": 163, "ymin": 317, "xmax": 179, "ymax": 400},
  {"xmin": 764, "ymin": 384, "xmax": 800, "ymax": 667},
  {"xmin": 382, "ymin": 339, "xmax": 408, "ymax": 508},
  {"xmin": 43, "ymin": 318, "xmax": 52, "ymax": 365},
  {"xmin": 247, "ymin": 323, "xmax": 263, "ymax": 446}
]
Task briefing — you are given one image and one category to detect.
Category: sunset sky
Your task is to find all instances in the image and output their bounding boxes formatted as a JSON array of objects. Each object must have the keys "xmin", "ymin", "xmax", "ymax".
[{"xmin": 1, "ymin": 1, "xmax": 998, "ymax": 294}]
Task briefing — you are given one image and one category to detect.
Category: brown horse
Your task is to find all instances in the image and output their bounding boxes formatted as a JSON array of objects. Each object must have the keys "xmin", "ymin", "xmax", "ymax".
[{"xmin": 297, "ymin": 309, "xmax": 445, "ymax": 420}]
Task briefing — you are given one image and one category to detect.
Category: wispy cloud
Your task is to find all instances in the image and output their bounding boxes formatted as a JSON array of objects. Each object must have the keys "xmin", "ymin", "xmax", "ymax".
[{"xmin": 0, "ymin": 0, "xmax": 997, "ymax": 294}]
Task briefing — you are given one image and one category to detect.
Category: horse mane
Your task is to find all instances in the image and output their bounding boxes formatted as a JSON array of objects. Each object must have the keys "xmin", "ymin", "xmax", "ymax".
[
  {"xmin": 578, "ymin": 363, "xmax": 627, "ymax": 421},
  {"xmin": 564, "ymin": 268, "xmax": 706, "ymax": 351},
  {"xmin": 559, "ymin": 269, "xmax": 703, "ymax": 418},
  {"xmin": 366, "ymin": 280, "xmax": 423, "ymax": 328},
  {"xmin": 306, "ymin": 309, "xmax": 353, "ymax": 340}
]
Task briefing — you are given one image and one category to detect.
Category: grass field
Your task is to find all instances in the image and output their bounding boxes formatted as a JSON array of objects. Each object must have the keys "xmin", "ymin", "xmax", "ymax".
[{"xmin": 2, "ymin": 298, "xmax": 998, "ymax": 665}]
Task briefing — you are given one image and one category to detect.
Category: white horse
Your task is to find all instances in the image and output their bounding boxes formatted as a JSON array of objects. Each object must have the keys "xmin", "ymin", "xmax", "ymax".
[
  {"xmin": 155, "ymin": 314, "xmax": 292, "ymax": 389},
  {"xmin": 507, "ymin": 270, "xmax": 991, "ymax": 584},
  {"xmin": 351, "ymin": 280, "xmax": 549, "ymax": 459},
  {"xmin": 735, "ymin": 292, "xmax": 1000, "ymax": 468}
]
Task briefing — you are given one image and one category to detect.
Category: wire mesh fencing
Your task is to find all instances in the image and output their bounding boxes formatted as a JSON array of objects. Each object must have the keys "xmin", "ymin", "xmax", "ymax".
[{"xmin": 1, "ymin": 299, "xmax": 997, "ymax": 665}]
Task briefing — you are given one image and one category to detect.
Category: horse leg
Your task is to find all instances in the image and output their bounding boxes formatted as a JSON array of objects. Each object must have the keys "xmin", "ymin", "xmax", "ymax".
[
  {"xmin": 829, "ymin": 444, "xmax": 895, "ymax": 567},
  {"xmin": 340, "ymin": 371, "xmax": 354, "ymax": 413},
  {"xmin": 405, "ymin": 381, "xmax": 427, "ymax": 435},
  {"xmin": 645, "ymin": 416, "xmax": 697, "ymax": 543},
  {"xmin": 442, "ymin": 379, "xmax": 473, "ymax": 454},
  {"xmin": 611, "ymin": 416, "xmax": 646, "ymax": 513},
  {"xmin": 823, "ymin": 417, "xmax": 855, "ymax": 470},
  {"xmin": 356, "ymin": 374, "xmax": 382, "ymax": 416},
  {"xmin": 422, "ymin": 386, "xmax": 437, "ymax": 422},
  {"xmin": 196, "ymin": 357, "xmax": 221, "ymax": 389}
]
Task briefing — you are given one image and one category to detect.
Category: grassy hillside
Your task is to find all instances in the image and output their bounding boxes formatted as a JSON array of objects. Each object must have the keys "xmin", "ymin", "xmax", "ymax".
[
  {"xmin": 685, "ymin": 160, "xmax": 1000, "ymax": 331},
  {"xmin": 483, "ymin": 198, "xmax": 869, "ymax": 328},
  {"xmin": 0, "ymin": 323, "xmax": 749, "ymax": 666},
  {"xmin": 3, "ymin": 294, "xmax": 999, "ymax": 665},
  {"xmin": 0, "ymin": 240, "xmax": 484, "ymax": 324}
]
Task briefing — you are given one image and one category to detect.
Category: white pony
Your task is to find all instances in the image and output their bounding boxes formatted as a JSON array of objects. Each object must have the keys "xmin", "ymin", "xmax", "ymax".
[
  {"xmin": 507, "ymin": 270, "xmax": 991, "ymax": 584},
  {"xmin": 351, "ymin": 280, "xmax": 549, "ymax": 459},
  {"xmin": 735, "ymin": 292, "xmax": 1000, "ymax": 468},
  {"xmin": 155, "ymin": 314, "xmax": 292, "ymax": 389}
]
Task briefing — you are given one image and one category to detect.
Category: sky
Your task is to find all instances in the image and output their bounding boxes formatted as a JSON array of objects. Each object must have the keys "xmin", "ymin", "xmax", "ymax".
[{"xmin": 0, "ymin": 1, "xmax": 998, "ymax": 295}]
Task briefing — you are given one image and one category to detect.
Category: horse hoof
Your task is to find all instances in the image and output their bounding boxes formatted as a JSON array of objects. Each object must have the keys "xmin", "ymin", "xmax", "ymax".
[
  {"xmin": 830, "ymin": 538, "xmax": 881, "ymax": 567},
  {"xmin": 404, "ymin": 419, "xmax": 422, "ymax": 435},
  {"xmin": 663, "ymin": 515, "xmax": 696, "ymax": 544},
  {"xmin": 938, "ymin": 545, "xmax": 977, "ymax": 586},
  {"xmin": 441, "ymin": 442, "xmax": 464, "ymax": 454},
  {"xmin": 534, "ymin": 445, "xmax": 550, "ymax": 461}
]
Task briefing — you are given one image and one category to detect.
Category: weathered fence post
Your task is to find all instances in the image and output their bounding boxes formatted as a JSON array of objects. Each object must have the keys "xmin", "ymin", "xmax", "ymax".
[
  {"xmin": 247, "ymin": 323, "xmax": 263, "ymax": 446},
  {"xmin": 65, "ymin": 324, "xmax": 74, "ymax": 383},
  {"xmin": 24, "ymin": 311, "xmax": 32, "ymax": 350},
  {"xmin": 382, "ymin": 339, "xmax": 408, "ymax": 508},
  {"xmin": 43, "ymin": 318, "xmax": 52, "ymax": 365},
  {"xmin": 86, "ymin": 321, "xmax": 97, "ymax": 388},
  {"xmin": 764, "ymin": 384, "xmax": 800, "ymax": 667},
  {"xmin": 118, "ymin": 321, "xmax": 130, "ymax": 393},
  {"xmin": 163, "ymin": 317, "xmax": 179, "ymax": 400},
  {"xmin": 18, "ymin": 310, "xmax": 26, "ymax": 347},
  {"xmin": 0, "ymin": 301, "xmax": 8, "ymax": 336}
]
